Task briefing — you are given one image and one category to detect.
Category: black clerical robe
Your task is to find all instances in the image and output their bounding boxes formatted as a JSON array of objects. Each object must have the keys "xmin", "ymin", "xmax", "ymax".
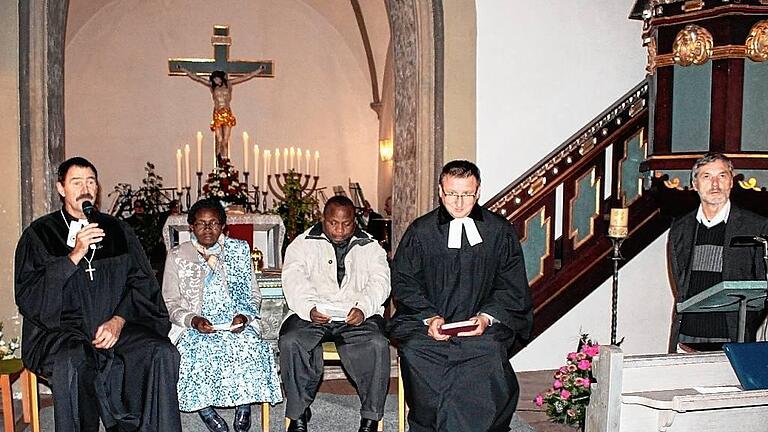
[
  {"xmin": 389, "ymin": 205, "xmax": 533, "ymax": 432},
  {"xmin": 15, "ymin": 209, "xmax": 181, "ymax": 432}
]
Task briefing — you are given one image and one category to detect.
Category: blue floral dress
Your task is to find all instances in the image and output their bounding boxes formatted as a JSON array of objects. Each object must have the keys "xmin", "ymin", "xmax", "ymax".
[{"xmin": 175, "ymin": 242, "xmax": 282, "ymax": 411}]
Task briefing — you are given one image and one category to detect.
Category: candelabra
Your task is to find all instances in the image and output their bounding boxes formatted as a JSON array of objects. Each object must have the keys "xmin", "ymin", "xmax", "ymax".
[
  {"xmin": 267, "ymin": 171, "xmax": 320, "ymax": 202},
  {"xmin": 608, "ymin": 208, "xmax": 629, "ymax": 346}
]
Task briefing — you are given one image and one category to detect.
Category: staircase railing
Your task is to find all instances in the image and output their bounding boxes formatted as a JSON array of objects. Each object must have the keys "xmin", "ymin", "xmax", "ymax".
[{"xmin": 484, "ymin": 79, "xmax": 670, "ymax": 338}]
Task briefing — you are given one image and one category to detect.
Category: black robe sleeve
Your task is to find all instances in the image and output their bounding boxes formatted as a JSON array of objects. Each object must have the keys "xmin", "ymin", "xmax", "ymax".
[
  {"xmin": 15, "ymin": 227, "xmax": 79, "ymax": 332},
  {"xmin": 480, "ymin": 223, "xmax": 533, "ymax": 340},
  {"xmin": 391, "ymin": 225, "xmax": 440, "ymax": 321}
]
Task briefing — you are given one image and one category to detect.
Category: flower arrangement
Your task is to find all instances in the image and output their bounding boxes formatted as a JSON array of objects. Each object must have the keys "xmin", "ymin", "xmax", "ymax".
[
  {"xmin": 534, "ymin": 334, "xmax": 600, "ymax": 428},
  {"xmin": 203, "ymin": 156, "xmax": 249, "ymax": 204},
  {"xmin": 0, "ymin": 321, "xmax": 20, "ymax": 360}
]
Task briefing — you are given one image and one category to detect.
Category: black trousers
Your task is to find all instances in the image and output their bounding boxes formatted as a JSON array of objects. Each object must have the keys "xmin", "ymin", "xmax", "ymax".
[
  {"xmin": 398, "ymin": 324, "xmax": 519, "ymax": 432},
  {"xmin": 279, "ymin": 314, "xmax": 390, "ymax": 420}
]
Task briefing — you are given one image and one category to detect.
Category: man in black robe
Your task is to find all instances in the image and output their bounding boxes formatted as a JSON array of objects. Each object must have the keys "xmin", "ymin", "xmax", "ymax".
[
  {"xmin": 14, "ymin": 157, "xmax": 182, "ymax": 432},
  {"xmin": 389, "ymin": 160, "xmax": 533, "ymax": 432},
  {"xmin": 668, "ymin": 152, "xmax": 768, "ymax": 352}
]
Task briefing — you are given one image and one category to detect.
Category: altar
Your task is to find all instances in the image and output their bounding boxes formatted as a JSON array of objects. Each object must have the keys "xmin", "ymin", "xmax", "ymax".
[{"xmin": 162, "ymin": 213, "xmax": 286, "ymax": 270}]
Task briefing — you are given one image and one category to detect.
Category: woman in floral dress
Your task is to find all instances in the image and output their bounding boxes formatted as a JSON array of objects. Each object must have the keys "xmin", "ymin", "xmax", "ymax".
[{"xmin": 162, "ymin": 198, "xmax": 282, "ymax": 432}]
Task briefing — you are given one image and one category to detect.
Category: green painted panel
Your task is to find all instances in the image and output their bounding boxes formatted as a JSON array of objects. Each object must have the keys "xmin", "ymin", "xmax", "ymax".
[
  {"xmin": 521, "ymin": 211, "xmax": 548, "ymax": 284},
  {"xmin": 671, "ymin": 63, "xmax": 712, "ymax": 152},
  {"xmin": 742, "ymin": 61, "xmax": 768, "ymax": 151},
  {"xmin": 621, "ymin": 133, "xmax": 645, "ymax": 205},
  {"xmin": 571, "ymin": 171, "xmax": 599, "ymax": 246}
]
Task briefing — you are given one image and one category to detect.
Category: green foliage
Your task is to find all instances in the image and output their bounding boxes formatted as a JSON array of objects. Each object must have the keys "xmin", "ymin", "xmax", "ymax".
[{"xmin": 273, "ymin": 172, "xmax": 320, "ymax": 241}]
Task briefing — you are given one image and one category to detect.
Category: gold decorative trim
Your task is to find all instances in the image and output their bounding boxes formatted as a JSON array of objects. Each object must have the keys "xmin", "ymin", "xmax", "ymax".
[
  {"xmin": 738, "ymin": 177, "xmax": 761, "ymax": 191},
  {"xmin": 569, "ymin": 167, "xmax": 601, "ymax": 250},
  {"xmin": 520, "ymin": 207, "xmax": 551, "ymax": 285},
  {"xmin": 528, "ymin": 176, "xmax": 547, "ymax": 197},
  {"xmin": 746, "ymin": 20, "xmax": 768, "ymax": 62},
  {"xmin": 682, "ymin": 0, "xmax": 704, "ymax": 13},
  {"xmin": 647, "ymin": 37, "xmax": 658, "ymax": 75},
  {"xmin": 673, "ymin": 24, "xmax": 714, "ymax": 66}
]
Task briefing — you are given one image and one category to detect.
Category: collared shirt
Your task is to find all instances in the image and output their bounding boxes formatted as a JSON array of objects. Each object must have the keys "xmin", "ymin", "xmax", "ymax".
[{"xmin": 696, "ymin": 200, "xmax": 731, "ymax": 228}]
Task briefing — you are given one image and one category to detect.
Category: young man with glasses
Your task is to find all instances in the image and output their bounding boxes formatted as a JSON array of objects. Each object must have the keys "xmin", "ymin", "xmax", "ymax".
[{"xmin": 389, "ymin": 160, "xmax": 533, "ymax": 432}]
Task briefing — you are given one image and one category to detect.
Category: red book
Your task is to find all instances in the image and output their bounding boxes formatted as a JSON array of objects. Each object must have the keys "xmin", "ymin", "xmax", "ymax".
[{"xmin": 439, "ymin": 320, "xmax": 478, "ymax": 336}]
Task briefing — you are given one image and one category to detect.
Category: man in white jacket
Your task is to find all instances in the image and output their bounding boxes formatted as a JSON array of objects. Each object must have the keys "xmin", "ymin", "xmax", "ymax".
[{"xmin": 280, "ymin": 195, "xmax": 391, "ymax": 432}]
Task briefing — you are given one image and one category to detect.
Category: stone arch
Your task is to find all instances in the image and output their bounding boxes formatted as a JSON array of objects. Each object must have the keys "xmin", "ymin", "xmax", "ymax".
[{"xmin": 19, "ymin": 0, "xmax": 445, "ymax": 248}]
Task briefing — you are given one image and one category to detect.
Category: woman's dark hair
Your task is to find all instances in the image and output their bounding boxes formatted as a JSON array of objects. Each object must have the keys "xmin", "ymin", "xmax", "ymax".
[
  {"xmin": 209, "ymin": 70, "xmax": 228, "ymax": 88},
  {"xmin": 187, "ymin": 198, "xmax": 227, "ymax": 225}
]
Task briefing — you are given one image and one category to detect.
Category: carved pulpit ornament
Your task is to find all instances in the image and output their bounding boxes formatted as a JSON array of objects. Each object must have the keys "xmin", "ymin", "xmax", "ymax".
[
  {"xmin": 746, "ymin": 20, "xmax": 768, "ymax": 62},
  {"xmin": 168, "ymin": 26, "xmax": 274, "ymax": 161},
  {"xmin": 672, "ymin": 24, "xmax": 713, "ymax": 66},
  {"xmin": 645, "ymin": 37, "xmax": 657, "ymax": 75}
]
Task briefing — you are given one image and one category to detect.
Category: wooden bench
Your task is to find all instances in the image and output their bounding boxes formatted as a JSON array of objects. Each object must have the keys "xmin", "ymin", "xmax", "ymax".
[{"xmin": 586, "ymin": 345, "xmax": 768, "ymax": 432}]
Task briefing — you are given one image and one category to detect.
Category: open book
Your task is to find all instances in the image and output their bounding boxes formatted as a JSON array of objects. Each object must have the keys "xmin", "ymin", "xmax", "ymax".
[{"xmin": 439, "ymin": 320, "xmax": 478, "ymax": 336}]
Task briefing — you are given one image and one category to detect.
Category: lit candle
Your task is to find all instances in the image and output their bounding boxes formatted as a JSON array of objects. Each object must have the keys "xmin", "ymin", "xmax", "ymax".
[
  {"xmin": 283, "ymin": 147, "xmax": 288, "ymax": 172},
  {"xmin": 296, "ymin": 148, "xmax": 303, "ymax": 174},
  {"xmin": 275, "ymin": 148, "xmax": 280, "ymax": 174},
  {"xmin": 289, "ymin": 147, "xmax": 296, "ymax": 171},
  {"xmin": 196, "ymin": 131, "xmax": 203, "ymax": 172},
  {"xmin": 314, "ymin": 150, "xmax": 320, "ymax": 176},
  {"xmin": 305, "ymin": 149, "xmax": 311, "ymax": 175},
  {"xmin": 243, "ymin": 132, "xmax": 250, "ymax": 173},
  {"xmin": 264, "ymin": 150, "xmax": 271, "ymax": 186},
  {"xmin": 184, "ymin": 144, "xmax": 191, "ymax": 187},
  {"xmin": 176, "ymin": 149, "xmax": 183, "ymax": 193},
  {"xmin": 254, "ymin": 144, "xmax": 260, "ymax": 188},
  {"xmin": 608, "ymin": 208, "xmax": 629, "ymax": 238}
]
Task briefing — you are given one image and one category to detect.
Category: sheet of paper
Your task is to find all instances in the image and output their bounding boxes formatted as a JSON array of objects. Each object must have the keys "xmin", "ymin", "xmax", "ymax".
[
  {"xmin": 315, "ymin": 303, "xmax": 349, "ymax": 321},
  {"xmin": 212, "ymin": 323, "xmax": 243, "ymax": 331}
]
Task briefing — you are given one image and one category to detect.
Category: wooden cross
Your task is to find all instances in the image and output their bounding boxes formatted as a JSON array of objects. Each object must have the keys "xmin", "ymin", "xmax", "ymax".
[{"xmin": 168, "ymin": 25, "xmax": 274, "ymax": 78}]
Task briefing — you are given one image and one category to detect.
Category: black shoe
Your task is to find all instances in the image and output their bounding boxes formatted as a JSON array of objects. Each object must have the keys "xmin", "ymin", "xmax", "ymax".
[
  {"xmin": 233, "ymin": 404, "xmax": 252, "ymax": 432},
  {"xmin": 358, "ymin": 418, "xmax": 378, "ymax": 432},
  {"xmin": 199, "ymin": 407, "xmax": 229, "ymax": 432},
  {"xmin": 287, "ymin": 407, "xmax": 312, "ymax": 432}
]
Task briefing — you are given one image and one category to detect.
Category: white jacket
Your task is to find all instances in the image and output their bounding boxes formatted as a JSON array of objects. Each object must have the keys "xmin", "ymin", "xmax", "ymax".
[{"xmin": 281, "ymin": 224, "xmax": 391, "ymax": 322}]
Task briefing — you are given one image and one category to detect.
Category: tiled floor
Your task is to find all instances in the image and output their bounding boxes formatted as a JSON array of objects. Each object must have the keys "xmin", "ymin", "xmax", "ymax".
[{"xmin": 321, "ymin": 368, "xmax": 577, "ymax": 432}]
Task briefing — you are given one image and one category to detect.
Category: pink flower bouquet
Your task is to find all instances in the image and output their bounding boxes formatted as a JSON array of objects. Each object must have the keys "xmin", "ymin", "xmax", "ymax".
[{"xmin": 534, "ymin": 334, "xmax": 599, "ymax": 428}]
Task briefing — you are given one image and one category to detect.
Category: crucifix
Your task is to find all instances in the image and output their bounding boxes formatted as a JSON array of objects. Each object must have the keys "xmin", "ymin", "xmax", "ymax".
[
  {"xmin": 169, "ymin": 25, "xmax": 274, "ymax": 160},
  {"xmin": 85, "ymin": 264, "xmax": 96, "ymax": 281}
]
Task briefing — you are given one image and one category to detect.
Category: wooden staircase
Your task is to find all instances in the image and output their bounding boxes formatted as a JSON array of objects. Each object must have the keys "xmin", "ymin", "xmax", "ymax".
[{"xmin": 483, "ymin": 79, "xmax": 668, "ymax": 340}]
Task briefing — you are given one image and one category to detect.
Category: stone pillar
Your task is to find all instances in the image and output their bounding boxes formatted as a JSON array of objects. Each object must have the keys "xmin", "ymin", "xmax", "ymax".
[
  {"xmin": 19, "ymin": 0, "xmax": 68, "ymax": 226},
  {"xmin": 387, "ymin": 0, "xmax": 443, "ymax": 251}
]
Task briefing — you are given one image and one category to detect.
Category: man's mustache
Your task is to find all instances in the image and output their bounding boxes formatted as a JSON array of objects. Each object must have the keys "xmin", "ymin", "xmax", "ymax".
[{"xmin": 77, "ymin": 193, "xmax": 94, "ymax": 201}]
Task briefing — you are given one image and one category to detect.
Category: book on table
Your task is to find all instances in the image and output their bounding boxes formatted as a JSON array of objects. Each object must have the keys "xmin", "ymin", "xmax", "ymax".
[{"xmin": 439, "ymin": 320, "xmax": 479, "ymax": 336}]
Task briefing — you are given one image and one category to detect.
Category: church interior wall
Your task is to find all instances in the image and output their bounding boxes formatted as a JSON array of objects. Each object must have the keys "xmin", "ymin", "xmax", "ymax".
[
  {"xmin": 475, "ymin": 0, "xmax": 674, "ymax": 370},
  {"xmin": 64, "ymin": 0, "xmax": 387, "ymax": 212},
  {"xmin": 0, "ymin": 1, "xmax": 22, "ymax": 340}
]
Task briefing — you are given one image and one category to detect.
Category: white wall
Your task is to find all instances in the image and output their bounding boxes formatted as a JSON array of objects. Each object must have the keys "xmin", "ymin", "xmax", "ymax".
[
  {"xmin": 65, "ymin": 0, "xmax": 382, "ymax": 208},
  {"xmin": 476, "ymin": 1, "xmax": 674, "ymax": 370}
]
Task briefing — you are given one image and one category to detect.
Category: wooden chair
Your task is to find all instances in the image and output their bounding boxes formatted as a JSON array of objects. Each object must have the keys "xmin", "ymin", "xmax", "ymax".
[{"xmin": 0, "ymin": 359, "xmax": 36, "ymax": 432}]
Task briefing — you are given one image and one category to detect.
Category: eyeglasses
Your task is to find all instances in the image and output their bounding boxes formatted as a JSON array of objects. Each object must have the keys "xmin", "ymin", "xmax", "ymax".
[
  {"xmin": 192, "ymin": 221, "xmax": 222, "ymax": 230},
  {"xmin": 442, "ymin": 192, "xmax": 477, "ymax": 201}
]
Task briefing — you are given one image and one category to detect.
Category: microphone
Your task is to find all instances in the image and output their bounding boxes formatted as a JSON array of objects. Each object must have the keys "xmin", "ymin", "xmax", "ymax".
[
  {"xmin": 730, "ymin": 235, "xmax": 768, "ymax": 247},
  {"xmin": 81, "ymin": 200, "xmax": 96, "ymax": 222},
  {"xmin": 81, "ymin": 200, "xmax": 103, "ymax": 249}
]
